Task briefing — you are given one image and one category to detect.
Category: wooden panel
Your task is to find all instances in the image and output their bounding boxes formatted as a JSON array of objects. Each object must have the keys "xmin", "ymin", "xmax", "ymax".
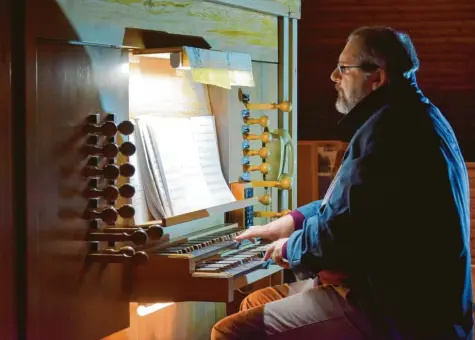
[
  {"xmin": 25, "ymin": 38, "xmax": 130, "ymax": 340},
  {"xmin": 297, "ymin": 142, "xmax": 316, "ymax": 206},
  {"xmin": 298, "ymin": 0, "xmax": 475, "ymax": 161},
  {"xmin": 206, "ymin": 0, "xmax": 301, "ymax": 19},
  {"xmin": 0, "ymin": 0, "xmax": 16, "ymax": 339},
  {"xmin": 297, "ymin": 141, "xmax": 347, "ymax": 206},
  {"xmin": 49, "ymin": 0, "xmax": 278, "ymax": 62}
]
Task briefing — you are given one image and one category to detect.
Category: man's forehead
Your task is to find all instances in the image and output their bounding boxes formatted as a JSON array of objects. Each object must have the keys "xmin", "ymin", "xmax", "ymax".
[{"xmin": 339, "ymin": 38, "xmax": 361, "ymax": 63}]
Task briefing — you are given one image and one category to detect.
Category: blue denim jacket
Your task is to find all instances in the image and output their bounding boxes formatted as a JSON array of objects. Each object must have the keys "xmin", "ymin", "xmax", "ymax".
[{"xmin": 286, "ymin": 78, "xmax": 473, "ymax": 339}]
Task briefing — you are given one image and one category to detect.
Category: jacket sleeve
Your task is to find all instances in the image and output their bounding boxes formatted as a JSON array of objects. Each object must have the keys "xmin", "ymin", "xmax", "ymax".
[
  {"xmin": 296, "ymin": 200, "xmax": 323, "ymax": 219},
  {"xmin": 283, "ymin": 146, "xmax": 401, "ymax": 272},
  {"xmin": 288, "ymin": 200, "xmax": 323, "ymax": 231}
]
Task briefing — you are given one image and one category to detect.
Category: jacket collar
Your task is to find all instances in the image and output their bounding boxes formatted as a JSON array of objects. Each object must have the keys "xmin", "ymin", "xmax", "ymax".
[{"xmin": 337, "ymin": 75, "xmax": 423, "ymax": 140}]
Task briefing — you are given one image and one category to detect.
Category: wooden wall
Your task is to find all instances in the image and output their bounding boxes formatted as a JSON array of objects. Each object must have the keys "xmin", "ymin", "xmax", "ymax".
[
  {"xmin": 0, "ymin": 0, "xmax": 16, "ymax": 339},
  {"xmin": 298, "ymin": 0, "xmax": 475, "ymax": 161}
]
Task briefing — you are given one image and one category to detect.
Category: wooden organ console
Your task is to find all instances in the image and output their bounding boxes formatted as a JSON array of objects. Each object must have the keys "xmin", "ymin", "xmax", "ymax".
[{"xmin": 2, "ymin": 0, "xmax": 301, "ymax": 339}]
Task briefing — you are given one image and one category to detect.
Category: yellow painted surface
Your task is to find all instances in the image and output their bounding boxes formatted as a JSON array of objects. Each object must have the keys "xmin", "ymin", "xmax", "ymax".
[
  {"xmin": 56, "ymin": 0, "xmax": 279, "ymax": 62},
  {"xmin": 206, "ymin": 0, "xmax": 301, "ymax": 18}
]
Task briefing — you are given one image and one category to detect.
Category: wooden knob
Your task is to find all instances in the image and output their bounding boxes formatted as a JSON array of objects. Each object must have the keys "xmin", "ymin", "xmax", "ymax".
[
  {"xmin": 83, "ymin": 185, "xmax": 119, "ymax": 200},
  {"xmin": 276, "ymin": 101, "xmax": 292, "ymax": 112},
  {"xmin": 103, "ymin": 225, "xmax": 163, "ymax": 241},
  {"xmin": 254, "ymin": 209, "xmax": 291, "ymax": 218},
  {"xmin": 247, "ymin": 163, "xmax": 271, "ymax": 175},
  {"xmin": 84, "ymin": 207, "xmax": 118, "ymax": 224},
  {"xmin": 88, "ymin": 229, "xmax": 148, "ymax": 245},
  {"xmin": 119, "ymin": 141, "xmax": 136, "ymax": 156},
  {"xmin": 246, "ymin": 147, "xmax": 270, "ymax": 159},
  {"xmin": 145, "ymin": 225, "xmax": 164, "ymax": 240},
  {"xmin": 258, "ymin": 194, "xmax": 271, "ymax": 206},
  {"xmin": 131, "ymin": 251, "xmax": 149, "ymax": 265},
  {"xmin": 244, "ymin": 132, "xmax": 272, "ymax": 144},
  {"xmin": 244, "ymin": 100, "xmax": 292, "ymax": 112},
  {"xmin": 119, "ymin": 163, "xmax": 135, "ymax": 177},
  {"xmin": 81, "ymin": 143, "xmax": 119, "ymax": 158},
  {"xmin": 250, "ymin": 176, "xmax": 293, "ymax": 190},
  {"xmin": 118, "ymin": 204, "xmax": 135, "ymax": 219},
  {"xmin": 245, "ymin": 115, "xmax": 269, "ymax": 128},
  {"xmin": 278, "ymin": 175, "xmax": 293, "ymax": 190},
  {"xmin": 101, "ymin": 245, "xmax": 137, "ymax": 256},
  {"xmin": 82, "ymin": 164, "xmax": 120, "ymax": 180},
  {"xmin": 118, "ymin": 184, "xmax": 135, "ymax": 198},
  {"xmin": 118, "ymin": 121, "xmax": 134, "ymax": 135},
  {"xmin": 86, "ymin": 250, "xmax": 148, "ymax": 265},
  {"xmin": 84, "ymin": 121, "xmax": 118, "ymax": 136}
]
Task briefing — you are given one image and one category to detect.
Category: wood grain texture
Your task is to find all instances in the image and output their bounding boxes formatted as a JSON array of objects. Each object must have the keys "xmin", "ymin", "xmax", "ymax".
[
  {"xmin": 0, "ymin": 0, "xmax": 16, "ymax": 339},
  {"xmin": 25, "ymin": 37, "xmax": 130, "ymax": 340},
  {"xmin": 205, "ymin": 0, "xmax": 301, "ymax": 19},
  {"xmin": 55, "ymin": 0, "xmax": 278, "ymax": 62},
  {"xmin": 298, "ymin": 0, "xmax": 475, "ymax": 161}
]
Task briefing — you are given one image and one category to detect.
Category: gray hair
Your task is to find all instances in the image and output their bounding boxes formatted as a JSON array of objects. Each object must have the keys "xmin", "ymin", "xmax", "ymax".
[{"xmin": 348, "ymin": 26, "xmax": 420, "ymax": 79}]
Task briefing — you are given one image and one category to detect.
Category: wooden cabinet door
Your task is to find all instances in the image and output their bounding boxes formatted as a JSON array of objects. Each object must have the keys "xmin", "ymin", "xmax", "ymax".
[{"xmin": 26, "ymin": 38, "xmax": 130, "ymax": 340}]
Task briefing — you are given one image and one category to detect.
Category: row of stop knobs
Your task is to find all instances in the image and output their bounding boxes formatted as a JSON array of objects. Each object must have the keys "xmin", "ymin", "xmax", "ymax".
[{"xmin": 84, "ymin": 114, "xmax": 152, "ymax": 265}]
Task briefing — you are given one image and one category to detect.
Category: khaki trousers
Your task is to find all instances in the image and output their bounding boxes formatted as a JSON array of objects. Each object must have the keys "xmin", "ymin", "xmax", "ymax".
[{"xmin": 211, "ymin": 279, "xmax": 378, "ymax": 339}]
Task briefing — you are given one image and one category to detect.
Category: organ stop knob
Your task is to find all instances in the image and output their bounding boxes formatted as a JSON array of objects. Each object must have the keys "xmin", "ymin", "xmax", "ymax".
[
  {"xmin": 84, "ymin": 205, "xmax": 135, "ymax": 224},
  {"xmin": 82, "ymin": 163, "xmax": 135, "ymax": 179},
  {"xmin": 85, "ymin": 120, "xmax": 135, "ymax": 136}
]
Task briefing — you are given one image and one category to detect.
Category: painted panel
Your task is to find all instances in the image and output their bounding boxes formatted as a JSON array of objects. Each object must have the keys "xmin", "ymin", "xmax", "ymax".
[
  {"xmin": 206, "ymin": 0, "xmax": 301, "ymax": 18},
  {"xmin": 56, "ymin": 0, "xmax": 278, "ymax": 62}
]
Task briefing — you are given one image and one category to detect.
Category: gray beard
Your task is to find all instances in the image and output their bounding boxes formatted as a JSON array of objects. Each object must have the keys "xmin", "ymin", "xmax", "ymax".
[{"xmin": 335, "ymin": 91, "xmax": 364, "ymax": 115}]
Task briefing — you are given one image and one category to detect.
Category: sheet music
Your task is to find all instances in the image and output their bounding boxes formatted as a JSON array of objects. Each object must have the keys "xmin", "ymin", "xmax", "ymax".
[
  {"xmin": 128, "ymin": 130, "xmax": 153, "ymax": 224},
  {"xmin": 189, "ymin": 116, "xmax": 237, "ymax": 206},
  {"xmin": 132, "ymin": 119, "xmax": 170, "ymax": 219},
  {"xmin": 132, "ymin": 115, "xmax": 235, "ymax": 218}
]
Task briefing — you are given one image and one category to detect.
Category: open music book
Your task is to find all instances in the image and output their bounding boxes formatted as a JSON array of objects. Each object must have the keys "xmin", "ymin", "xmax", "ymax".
[{"xmin": 129, "ymin": 115, "xmax": 236, "ymax": 223}]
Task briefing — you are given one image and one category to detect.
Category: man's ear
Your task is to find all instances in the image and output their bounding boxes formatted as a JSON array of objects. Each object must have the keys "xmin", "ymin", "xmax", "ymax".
[{"xmin": 371, "ymin": 69, "xmax": 388, "ymax": 90}]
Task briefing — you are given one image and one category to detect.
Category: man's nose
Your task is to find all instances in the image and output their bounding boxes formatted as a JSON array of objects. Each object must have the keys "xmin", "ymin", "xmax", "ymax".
[{"xmin": 330, "ymin": 67, "xmax": 340, "ymax": 83}]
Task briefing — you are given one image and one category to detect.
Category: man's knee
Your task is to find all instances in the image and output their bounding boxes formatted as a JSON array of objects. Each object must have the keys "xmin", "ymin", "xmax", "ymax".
[
  {"xmin": 211, "ymin": 306, "xmax": 266, "ymax": 340},
  {"xmin": 240, "ymin": 284, "xmax": 290, "ymax": 311},
  {"xmin": 240, "ymin": 289, "xmax": 262, "ymax": 311}
]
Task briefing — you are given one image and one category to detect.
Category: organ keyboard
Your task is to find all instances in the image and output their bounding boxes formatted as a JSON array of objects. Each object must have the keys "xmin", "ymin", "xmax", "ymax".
[{"xmin": 129, "ymin": 223, "xmax": 282, "ymax": 303}]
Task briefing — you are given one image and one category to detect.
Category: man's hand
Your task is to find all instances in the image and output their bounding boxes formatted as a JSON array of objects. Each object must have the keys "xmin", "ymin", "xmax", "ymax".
[
  {"xmin": 263, "ymin": 238, "xmax": 289, "ymax": 268},
  {"xmin": 234, "ymin": 214, "xmax": 295, "ymax": 242}
]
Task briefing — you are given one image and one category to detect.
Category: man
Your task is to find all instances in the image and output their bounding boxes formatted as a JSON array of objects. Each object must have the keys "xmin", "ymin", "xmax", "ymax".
[{"xmin": 211, "ymin": 26, "xmax": 473, "ymax": 339}]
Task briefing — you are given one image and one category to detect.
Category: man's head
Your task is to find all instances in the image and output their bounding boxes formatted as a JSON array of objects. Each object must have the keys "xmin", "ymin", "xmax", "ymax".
[{"xmin": 331, "ymin": 26, "xmax": 420, "ymax": 114}]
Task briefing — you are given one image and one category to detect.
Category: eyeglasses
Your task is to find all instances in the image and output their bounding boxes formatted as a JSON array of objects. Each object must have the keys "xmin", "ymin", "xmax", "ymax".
[{"xmin": 337, "ymin": 63, "xmax": 379, "ymax": 74}]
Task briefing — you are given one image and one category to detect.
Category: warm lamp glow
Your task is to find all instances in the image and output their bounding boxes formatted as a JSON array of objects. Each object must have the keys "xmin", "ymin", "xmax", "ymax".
[{"xmin": 136, "ymin": 302, "xmax": 174, "ymax": 317}]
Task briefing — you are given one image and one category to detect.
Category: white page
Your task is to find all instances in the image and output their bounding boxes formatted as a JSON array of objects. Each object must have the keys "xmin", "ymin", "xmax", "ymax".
[
  {"xmin": 128, "ymin": 129, "xmax": 151, "ymax": 224},
  {"xmin": 133, "ymin": 118, "xmax": 171, "ymax": 219},
  {"xmin": 141, "ymin": 115, "xmax": 235, "ymax": 217},
  {"xmin": 189, "ymin": 116, "xmax": 236, "ymax": 206},
  {"xmin": 139, "ymin": 119, "xmax": 174, "ymax": 218},
  {"xmin": 145, "ymin": 117, "xmax": 211, "ymax": 216}
]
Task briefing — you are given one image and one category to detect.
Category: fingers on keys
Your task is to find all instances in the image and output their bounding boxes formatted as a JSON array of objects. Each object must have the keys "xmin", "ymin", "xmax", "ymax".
[{"xmin": 234, "ymin": 225, "xmax": 267, "ymax": 242}]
